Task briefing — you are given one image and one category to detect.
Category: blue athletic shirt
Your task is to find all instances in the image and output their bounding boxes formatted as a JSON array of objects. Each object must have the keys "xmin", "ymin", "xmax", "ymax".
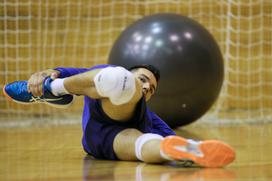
[{"xmin": 54, "ymin": 64, "xmax": 176, "ymax": 159}]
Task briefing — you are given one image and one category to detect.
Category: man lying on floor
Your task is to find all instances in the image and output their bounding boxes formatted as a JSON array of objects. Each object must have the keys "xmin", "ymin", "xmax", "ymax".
[{"xmin": 3, "ymin": 64, "xmax": 235, "ymax": 167}]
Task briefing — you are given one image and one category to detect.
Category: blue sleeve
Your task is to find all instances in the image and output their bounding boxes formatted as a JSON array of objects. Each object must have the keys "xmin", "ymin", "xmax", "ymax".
[
  {"xmin": 54, "ymin": 64, "xmax": 115, "ymax": 78},
  {"xmin": 149, "ymin": 111, "xmax": 176, "ymax": 137}
]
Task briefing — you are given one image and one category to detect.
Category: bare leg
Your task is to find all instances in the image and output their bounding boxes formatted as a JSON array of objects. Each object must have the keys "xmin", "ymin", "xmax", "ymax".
[
  {"xmin": 63, "ymin": 69, "xmax": 101, "ymax": 98},
  {"xmin": 113, "ymin": 128, "xmax": 236, "ymax": 167},
  {"xmin": 113, "ymin": 129, "xmax": 167, "ymax": 163}
]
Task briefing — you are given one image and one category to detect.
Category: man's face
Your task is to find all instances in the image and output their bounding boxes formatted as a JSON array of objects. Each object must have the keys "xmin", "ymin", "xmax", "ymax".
[{"xmin": 131, "ymin": 68, "xmax": 158, "ymax": 101}]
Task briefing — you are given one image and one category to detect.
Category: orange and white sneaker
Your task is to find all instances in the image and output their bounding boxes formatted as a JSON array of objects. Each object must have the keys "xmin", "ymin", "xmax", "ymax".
[{"xmin": 160, "ymin": 136, "xmax": 235, "ymax": 167}]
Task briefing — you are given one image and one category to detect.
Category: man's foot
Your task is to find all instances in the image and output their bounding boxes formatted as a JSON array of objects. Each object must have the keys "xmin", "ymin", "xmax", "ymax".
[
  {"xmin": 3, "ymin": 78, "xmax": 74, "ymax": 108},
  {"xmin": 160, "ymin": 136, "xmax": 235, "ymax": 167}
]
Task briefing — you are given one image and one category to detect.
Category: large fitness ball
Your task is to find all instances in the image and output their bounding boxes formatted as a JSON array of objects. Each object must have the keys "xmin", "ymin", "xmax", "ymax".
[{"xmin": 108, "ymin": 13, "xmax": 224, "ymax": 127}]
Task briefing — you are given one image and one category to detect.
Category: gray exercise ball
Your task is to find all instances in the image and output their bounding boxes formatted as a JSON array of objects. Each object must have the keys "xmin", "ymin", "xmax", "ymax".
[{"xmin": 108, "ymin": 13, "xmax": 224, "ymax": 128}]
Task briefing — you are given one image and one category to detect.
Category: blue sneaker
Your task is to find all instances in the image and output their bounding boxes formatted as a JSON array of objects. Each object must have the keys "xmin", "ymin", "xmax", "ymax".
[{"xmin": 3, "ymin": 78, "xmax": 74, "ymax": 108}]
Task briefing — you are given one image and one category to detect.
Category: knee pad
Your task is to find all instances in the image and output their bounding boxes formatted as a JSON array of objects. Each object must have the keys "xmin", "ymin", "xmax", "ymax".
[{"xmin": 94, "ymin": 66, "xmax": 136, "ymax": 105}]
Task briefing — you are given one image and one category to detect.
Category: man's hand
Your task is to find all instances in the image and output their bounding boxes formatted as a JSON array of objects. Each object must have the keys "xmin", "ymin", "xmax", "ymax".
[{"xmin": 27, "ymin": 69, "xmax": 60, "ymax": 97}]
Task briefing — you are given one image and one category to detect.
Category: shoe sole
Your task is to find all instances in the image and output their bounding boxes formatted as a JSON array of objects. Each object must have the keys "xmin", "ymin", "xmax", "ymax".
[
  {"xmin": 160, "ymin": 136, "xmax": 235, "ymax": 167},
  {"xmin": 3, "ymin": 84, "xmax": 74, "ymax": 109}
]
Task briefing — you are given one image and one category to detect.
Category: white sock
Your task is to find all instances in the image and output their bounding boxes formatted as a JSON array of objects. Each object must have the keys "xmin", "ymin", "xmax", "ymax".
[
  {"xmin": 135, "ymin": 133, "xmax": 163, "ymax": 161},
  {"xmin": 50, "ymin": 78, "xmax": 69, "ymax": 96}
]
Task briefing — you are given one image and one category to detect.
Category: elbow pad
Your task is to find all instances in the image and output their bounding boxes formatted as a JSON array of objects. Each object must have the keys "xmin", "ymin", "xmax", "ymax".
[{"xmin": 93, "ymin": 66, "xmax": 136, "ymax": 105}]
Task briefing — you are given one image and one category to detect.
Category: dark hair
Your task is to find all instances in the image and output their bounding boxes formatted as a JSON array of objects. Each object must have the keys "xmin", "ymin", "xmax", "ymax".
[{"xmin": 129, "ymin": 64, "xmax": 160, "ymax": 82}]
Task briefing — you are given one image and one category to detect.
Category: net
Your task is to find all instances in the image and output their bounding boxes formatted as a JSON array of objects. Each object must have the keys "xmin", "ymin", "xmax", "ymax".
[{"xmin": 0, "ymin": 0, "xmax": 271, "ymax": 126}]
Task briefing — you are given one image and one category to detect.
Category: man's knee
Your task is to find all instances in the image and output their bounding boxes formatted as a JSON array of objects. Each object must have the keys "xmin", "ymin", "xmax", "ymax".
[{"xmin": 113, "ymin": 129, "xmax": 142, "ymax": 161}]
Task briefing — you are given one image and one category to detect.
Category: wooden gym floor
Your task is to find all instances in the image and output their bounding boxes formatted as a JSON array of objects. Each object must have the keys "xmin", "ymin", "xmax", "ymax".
[{"xmin": 0, "ymin": 123, "xmax": 271, "ymax": 181}]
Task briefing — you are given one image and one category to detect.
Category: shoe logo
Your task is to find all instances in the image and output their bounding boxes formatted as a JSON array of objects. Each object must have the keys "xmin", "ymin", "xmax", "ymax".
[{"xmin": 30, "ymin": 96, "xmax": 63, "ymax": 102}]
